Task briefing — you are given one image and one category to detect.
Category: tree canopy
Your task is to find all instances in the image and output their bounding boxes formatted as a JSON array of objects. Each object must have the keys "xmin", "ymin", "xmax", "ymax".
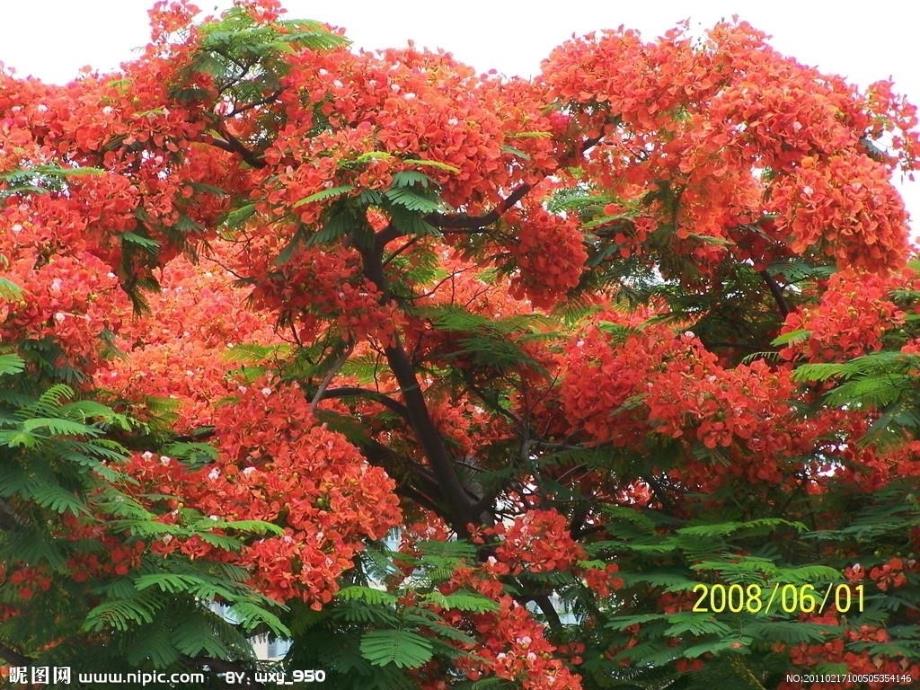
[{"xmin": 0, "ymin": 1, "xmax": 918, "ymax": 688}]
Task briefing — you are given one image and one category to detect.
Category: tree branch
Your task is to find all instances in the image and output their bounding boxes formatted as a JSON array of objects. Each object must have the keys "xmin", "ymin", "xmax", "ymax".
[
  {"xmin": 425, "ymin": 182, "xmax": 535, "ymax": 231},
  {"xmin": 227, "ymin": 89, "xmax": 284, "ymax": 117},
  {"xmin": 527, "ymin": 595, "xmax": 563, "ymax": 633},
  {"xmin": 0, "ymin": 639, "xmax": 32, "ymax": 666},
  {"xmin": 759, "ymin": 269, "xmax": 790, "ymax": 319},
  {"xmin": 357, "ymin": 236, "xmax": 478, "ymax": 534},
  {"xmin": 568, "ymin": 503, "xmax": 591, "ymax": 539},
  {"xmin": 200, "ymin": 128, "xmax": 266, "ymax": 169},
  {"xmin": 319, "ymin": 387, "xmax": 409, "ymax": 419},
  {"xmin": 378, "ymin": 132, "xmax": 606, "ymax": 246},
  {"xmin": 396, "ymin": 482, "xmax": 443, "ymax": 516},
  {"xmin": 309, "ymin": 346, "xmax": 353, "ymax": 413}
]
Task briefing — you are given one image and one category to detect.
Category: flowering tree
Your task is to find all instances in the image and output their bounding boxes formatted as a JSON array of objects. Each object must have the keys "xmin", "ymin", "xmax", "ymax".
[{"xmin": 1, "ymin": 1, "xmax": 918, "ymax": 688}]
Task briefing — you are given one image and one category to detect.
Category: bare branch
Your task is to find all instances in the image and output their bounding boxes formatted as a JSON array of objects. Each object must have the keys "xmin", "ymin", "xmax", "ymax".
[
  {"xmin": 0, "ymin": 639, "xmax": 32, "ymax": 666},
  {"xmin": 319, "ymin": 387, "xmax": 409, "ymax": 419},
  {"xmin": 309, "ymin": 346, "xmax": 353, "ymax": 413},
  {"xmin": 227, "ymin": 89, "xmax": 284, "ymax": 117},
  {"xmin": 200, "ymin": 127, "xmax": 266, "ymax": 169},
  {"xmin": 759, "ymin": 269, "xmax": 791, "ymax": 319},
  {"xmin": 378, "ymin": 132, "xmax": 606, "ymax": 246}
]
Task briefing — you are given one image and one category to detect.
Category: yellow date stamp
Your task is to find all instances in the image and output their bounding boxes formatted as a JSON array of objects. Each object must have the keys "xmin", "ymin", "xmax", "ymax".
[{"xmin": 691, "ymin": 583, "xmax": 865, "ymax": 615}]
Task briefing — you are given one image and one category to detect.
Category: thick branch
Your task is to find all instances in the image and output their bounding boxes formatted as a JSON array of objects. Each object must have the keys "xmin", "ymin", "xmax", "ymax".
[
  {"xmin": 534, "ymin": 594, "xmax": 563, "ymax": 632},
  {"xmin": 309, "ymin": 346, "xmax": 353, "ymax": 413},
  {"xmin": 200, "ymin": 129, "xmax": 266, "ymax": 169},
  {"xmin": 358, "ymin": 239, "xmax": 478, "ymax": 534},
  {"xmin": 382, "ymin": 340, "xmax": 477, "ymax": 533},
  {"xmin": 425, "ymin": 182, "xmax": 534, "ymax": 231},
  {"xmin": 759, "ymin": 269, "xmax": 791, "ymax": 319}
]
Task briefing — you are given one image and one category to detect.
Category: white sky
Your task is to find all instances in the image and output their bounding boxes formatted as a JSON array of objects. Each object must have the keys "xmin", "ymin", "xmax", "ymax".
[{"xmin": 1, "ymin": 0, "xmax": 918, "ymax": 231}]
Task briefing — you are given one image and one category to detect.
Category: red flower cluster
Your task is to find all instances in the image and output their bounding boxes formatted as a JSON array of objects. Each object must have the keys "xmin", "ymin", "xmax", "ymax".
[
  {"xmin": 583, "ymin": 563, "xmax": 624, "ymax": 598},
  {"xmin": 2, "ymin": 566, "xmax": 52, "ymax": 602},
  {"xmin": 472, "ymin": 600, "xmax": 583, "ymax": 690},
  {"xmin": 562, "ymin": 312, "xmax": 797, "ymax": 452},
  {"xmin": 96, "ymin": 247, "xmax": 280, "ymax": 429},
  {"xmin": 238, "ymin": 232, "xmax": 403, "ymax": 345},
  {"xmin": 779, "ymin": 268, "xmax": 914, "ymax": 361},
  {"xmin": 560, "ymin": 308, "xmax": 680, "ymax": 446},
  {"xmin": 560, "ymin": 310, "xmax": 823, "ymax": 487},
  {"xmin": 439, "ymin": 569, "xmax": 584, "ymax": 690},
  {"xmin": 489, "ymin": 509, "xmax": 586, "ymax": 575},
  {"xmin": 869, "ymin": 557, "xmax": 912, "ymax": 592},
  {"xmin": 769, "ymin": 154, "xmax": 909, "ymax": 269},
  {"xmin": 0, "ymin": 251, "xmax": 127, "ymax": 371},
  {"xmin": 507, "ymin": 205, "xmax": 587, "ymax": 308},
  {"xmin": 263, "ymin": 45, "xmax": 561, "ymax": 213},
  {"xmin": 126, "ymin": 382, "xmax": 401, "ymax": 607},
  {"xmin": 541, "ymin": 21, "xmax": 916, "ymax": 274}
]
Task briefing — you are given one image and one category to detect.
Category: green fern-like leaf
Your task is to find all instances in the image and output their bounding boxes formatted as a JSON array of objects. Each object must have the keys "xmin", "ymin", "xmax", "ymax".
[
  {"xmin": 26, "ymin": 481, "xmax": 87, "ymax": 515},
  {"xmin": 294, "ymin": 184, "xmax": 355, "ymax": 208},
  {"xmin": 338, "ymin": 585, "xmax": 398, "ymax": 607},
  {"xmin": 360, "ymin": 629, "xmax": 433, "ymax": 669},
  {"xmin": 0, "ymin": 278, "xmax": 24, "ymax": 301},
  {"xmin": 228, "ymin": 601, "xmax": 290, "ymax": 637},
  {"xmin": 422, "ymin": 590, "xmax": 499, "ymax": 613},
  {"xmin": 402, "ymin": 158, "xmax": 460, "ymax": 174},
  {"xmin": 0, "ymin": 354, "xmax": 25, "ymax": 376},
  {"xmin": 384, "ymin": 186, "xmax": 441, "ymax": 213}
]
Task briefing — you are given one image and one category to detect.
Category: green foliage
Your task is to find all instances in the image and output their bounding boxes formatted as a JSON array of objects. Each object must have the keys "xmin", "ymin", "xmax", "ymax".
[
  {"xmin": 384, "ymin": 186, "xmax": 442, "ymax": 214},
  {"xmin": 294, "ymin": 184, "xmax": 355, "ymax": 208},
  {"xmin": 392, "ymin": 171, "xmax": 433, "ymax": 188},
  {"xmin": 0, "ymin": 278, "xmax": 24, "ymax": 301},
  {"xmin": 417, "ymin": 304, "xmax": 555, "ymax": 375},
  {"xmin": 360, "ymin": 630, "xmax": 434, "ymax": 669},
  {"xmin": 0, "ymin": 164, "xmax": 104, "ymax": 199},
  {"xmin": 770, "ymin": 328, "xmax": 810, "ymax": 346},
  {"xmin": 183, "ymin": 7, "xmax": 346, "ymax": 108},
  {"xmin": 283, "ymin": 540, "xmax": 495, "ymax": 687},
  {"xmin": 572, "ymin": 482, "xmax": 920, "ymax": 689},
  {"xmin": 794, "ymin": 350, "xmax": 920, "ymax": 445},
  {"xmin": 402, "ymin": 159, "xmax": 461, "ymax": 174},
  {"xmin": 766, "ymin": 258, "xmax": 836, "ymax": 284},
  {"xmin": 120, "ymin": 231, "xmax": 161, "ymax": 252},
  {"xmin": 0, "ymin": 353, "xmax": 26, "ymax": 376},
  {"xmin": 222, "ymin": 202, "xmax": 257, "ymax": 228}
]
